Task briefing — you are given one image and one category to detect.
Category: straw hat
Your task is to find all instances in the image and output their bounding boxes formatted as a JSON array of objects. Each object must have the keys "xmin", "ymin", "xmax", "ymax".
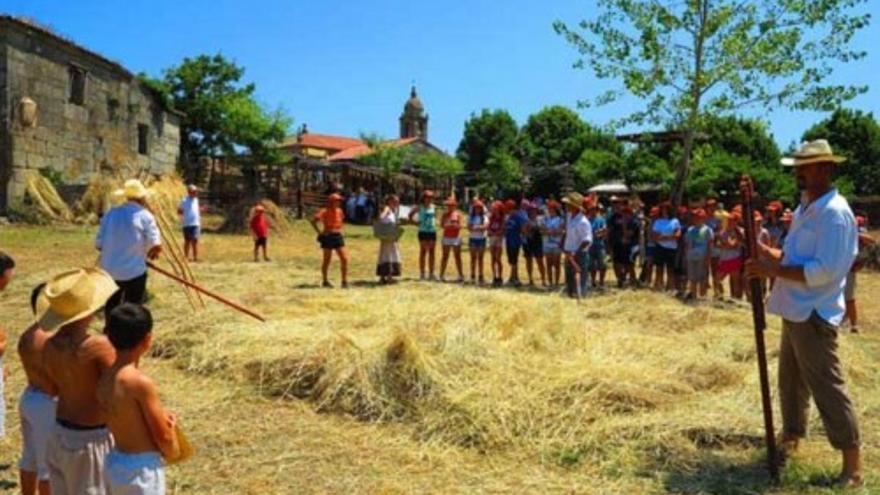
[
  {"xmin": 35, "ymin": 268, "xmax": 117, "ymax": 331},
  {"xmin": 781, "ymin": 139, "xmax": 846, "ymax": 167},
  {"xmin": 561, "ymin": 192, "xmax": 585, "ymax": 211},
  {"xmin": 115, "ymin": 179, "xmax": 151, "ymax": 200}
]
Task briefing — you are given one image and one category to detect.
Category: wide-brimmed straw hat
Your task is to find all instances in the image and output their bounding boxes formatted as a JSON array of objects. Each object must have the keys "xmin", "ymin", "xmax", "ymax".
[
  {"xmin": 781, "ymin": 139, "xmax": 846, "ymax": 167},
  {"xmin": 115, "ymin": 179, "xmax": 151, "ymax": 200},
  {"xmin": 35, "ymin": 268, "xmax": 117, "ymax": 331},
  {"xmin": 561, "ymin": 192, "xmax": 585, "ymax": 211}
]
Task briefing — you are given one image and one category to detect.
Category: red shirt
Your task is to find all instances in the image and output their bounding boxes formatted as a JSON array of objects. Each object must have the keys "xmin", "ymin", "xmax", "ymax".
[{"xmin": 250, "ymin": 213, "xmax": 269, "ymax": 238}]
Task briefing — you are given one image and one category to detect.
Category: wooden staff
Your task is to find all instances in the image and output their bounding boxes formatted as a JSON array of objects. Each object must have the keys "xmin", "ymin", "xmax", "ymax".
[
  {"xmin": 740, "ymin": 175, "xmax": 780, "ymax": 481},
  {"xmin": 567, "ymin": 252, "xmax": 583, "ymax": 302},
  {"xmin": 147, "ymin": 261, "xmax": 266, "ymax": 322},
  {"xmin": 152, "ymin": 201, "xmax": 206, "ymax": 309}
]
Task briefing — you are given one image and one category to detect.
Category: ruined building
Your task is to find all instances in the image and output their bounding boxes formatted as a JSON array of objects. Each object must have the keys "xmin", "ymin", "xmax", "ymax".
[{"xmin": 0, "ymin": 16, "xmax": 181, "ymax": 211}]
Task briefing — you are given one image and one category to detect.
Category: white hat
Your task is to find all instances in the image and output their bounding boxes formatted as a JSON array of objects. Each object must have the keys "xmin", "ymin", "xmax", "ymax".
[
  {"xmin": 113, "ymin": 179, "xmax": 151, "ymax": 200},
  {"xmin": 35, "ymin": 268, "xmax": 118, "ymax": 331},
  {"xmin": 187, "ymin": 184, "xmax": 199, "ymax": 191},
  {"xmin": 781, "ymin": 139, "xmax": 846, "ymax": 167}
]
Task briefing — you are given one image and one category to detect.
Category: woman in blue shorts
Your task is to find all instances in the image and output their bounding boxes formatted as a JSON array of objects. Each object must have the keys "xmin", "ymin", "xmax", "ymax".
[{"xmin": 467, "ymin": 200, "xmax": 488, "ymax": 284}]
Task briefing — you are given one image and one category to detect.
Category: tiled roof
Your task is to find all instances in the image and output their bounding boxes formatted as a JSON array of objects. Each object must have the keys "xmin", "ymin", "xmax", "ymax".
[
  {"xmin": 328, "ymin": 137, "xmax": 422, "ymax": 162},
  {"xmin": 280, "ymin": 133, "xmax": 365, "ymax": 152}
]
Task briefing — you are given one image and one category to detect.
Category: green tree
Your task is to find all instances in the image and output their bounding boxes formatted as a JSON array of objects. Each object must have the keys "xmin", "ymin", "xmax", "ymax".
[
  {"xmin": 144, "ymin": 54, "xmax": 292, "ymax": 179},
  {"xmin": 803, "ymin": 109, "xmax": 880, "ymax": 196},
  {"xmin": 456, "ymin": 109, "xmax": 521, "ymax": 193},
  {"xmin": 412, "ymin": 153, "xmax": 464, "ymax": 181},
  {"xmin": 555, "ymin": 0, "xmax": 870, "ymax": 204}
]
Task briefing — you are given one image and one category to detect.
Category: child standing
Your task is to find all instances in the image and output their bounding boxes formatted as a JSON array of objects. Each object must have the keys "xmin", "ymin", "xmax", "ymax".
[
  {"xmin": 684, "ymin": 209, "xmax": 713, "ymax": 299},
  {"xmin": 250, "ymin": 204, "xmax": 270, "ymax": 262},
  {"xmin": 522, "ymin": 201, "xmax": 546, "ymax": 286},
  {"xmin": 487, "ymin": 201, "xmax": 506, "ymax": 287},
  {"xmin": 98, "ymin": 303, "xmax": 178, "ymax": 495},
  {"xmin": 541, "ymin": 200, "xmax": 564, "ymax": 288},
  {"xmin": 467, "ymin": 200, "xmax": 488, "ymax": 284},
  {"xmin": 407, "ymin": 190, "xmax": 438, "ymax": 281},
  {"xmin": 439, "ymin": 197, "xmax": 464, "ymax": 282},
  {"xmin": 716, "ymin": 211, "xmax": 745, "ymax": 300},
  {"xmin": 314, "ymin": 193, "xmax": 348, "ymax": 288}
]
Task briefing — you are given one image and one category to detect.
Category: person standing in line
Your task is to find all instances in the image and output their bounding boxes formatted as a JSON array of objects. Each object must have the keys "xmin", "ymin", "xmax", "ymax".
[
  {"xmin": 314, "ymin": 192, "xmax": 348, "ymax": 288},
  {"xmin": 177, "ymin": 184, "xmax": 203, "ymax": 262},
  {"xmin": 541, "ymin": 200, "xmax": 565, "ymax": 289},
  {"xmin": 716, "ymin": 211, "xmax": 745, "ymax": 300},
  {"xmin": 704, "ymin": 199, "xmax": 723, "ymax": 299},
  {"xmin": 587, "ymin": 203, "xmax": 608, "ymax": 289},
  {"xmin": 467, "ymin": 200, "xmax": 489, "ymax": 285},
  {"xmin": 651, "ymin": 202, "xmax": 681, "ymax": 292},
  {"xmin": 683, "ymin": 208, "xmax": 713, "ymax": 300},
  {"xmin": 616, "ymin": 204, "xmax": 641, "ymax": 288},
  {"xmin": 408, "ymin": 190, "xmax": 438, "ymax": 281},
  {"xmin": 504, "ymin": 199, "xmax": 528, "ymax": 287},
  {"xmin": 843, "ymin": 215, "xmax": 875, "ymax": 333},
  {"xmin": 561, "ymin": 192, "xmax": 592, "ymax": 299},
  {"xmin": 639, "ymin": 206, "xmax": 659, "ymax": 285},
  {"xmin": 96, "ymin": 179, "xmax": 162, "ymax": 317},
  {"xmin": 376, "ymin": 195, "xmax": 402, "ymax": 285},
  {"xmin": 522, "ymin": 201, "xmax": 546, "ymax": 287},
  {"xmin": 439, "ymin": 197, "xmax": 464, "ymax": 282},
  {"xmin": 746, "ymin": 140, "xmax": 862, "ymax": 487},
  {"xmin": 487, "ymin": 201, "xmax": 507, "ymax": 287}
]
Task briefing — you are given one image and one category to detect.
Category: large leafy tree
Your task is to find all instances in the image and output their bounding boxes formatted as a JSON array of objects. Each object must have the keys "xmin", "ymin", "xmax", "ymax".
[
  {"xmin": 803, "ymin": 109, "xmax": 880, "ymax": 196},
  {"xmin": 555, "ymin": 0, "xmax": 870, "ymax": 204},
  {"xmin": 143, "ymin": 54, "xmax": 291, "ymax": 180},
  {"xmin": 456, "ymin": 109, "xmax": 522, "ymax": 195},
  {"xmin": 518, "ymin": 106, "xmax": 596, "ymax": 196}
]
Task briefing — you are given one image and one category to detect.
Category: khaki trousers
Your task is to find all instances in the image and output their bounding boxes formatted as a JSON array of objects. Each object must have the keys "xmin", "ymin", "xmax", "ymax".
[{"xmin": 779, "ymin": 312, "xmax": 860, "ymax": 450}]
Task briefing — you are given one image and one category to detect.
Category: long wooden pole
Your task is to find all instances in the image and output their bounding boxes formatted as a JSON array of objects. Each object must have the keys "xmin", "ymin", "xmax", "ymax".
[
  {"xmin": 147, "ymin": 261, "xmax": 266, "ymax": 322},
  {"xmin": 740, "ymin": 175, "xmax": 779, "ymax": 481}
]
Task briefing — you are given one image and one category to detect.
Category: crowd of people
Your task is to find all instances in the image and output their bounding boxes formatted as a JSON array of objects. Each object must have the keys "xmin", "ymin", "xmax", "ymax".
[{"xmin": 304, "ymin": 183, "xmax": 874, "ymax": 334}]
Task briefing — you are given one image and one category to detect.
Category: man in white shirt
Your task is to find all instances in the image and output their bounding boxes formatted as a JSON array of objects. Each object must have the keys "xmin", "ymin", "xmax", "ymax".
[
  {"xmin": 96, "ymin": 179, "xmax": 162, "ymax": 316},
  {"xmin": 561, "ymin": 192, "xmax": 592, "ymax": 298},
  {"xmin": 746, "ymin": 140, "xmax": 862, "ymax": 487},
  {"xmin": 178, "ymin": 184, "xmax": 203, "ymax": 262}
]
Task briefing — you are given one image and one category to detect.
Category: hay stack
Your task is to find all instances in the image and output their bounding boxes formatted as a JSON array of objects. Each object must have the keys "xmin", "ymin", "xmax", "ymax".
[
  {"xmin": 218, "ymin": 199, "xmax": 293, "ymax": 235},
  {"xmin": 74, "ymin": 175, "xmax": 121, "ymax": 221},
  {"xmin": 23, "ymin": 171, "xmax": 72, "ymax": 222}
]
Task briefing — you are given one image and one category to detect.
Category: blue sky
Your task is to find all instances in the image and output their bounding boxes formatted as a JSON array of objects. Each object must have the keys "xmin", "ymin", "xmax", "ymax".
[{"xmin": 5, "ymin": 0, "xmax": 878, "ymax": 154}]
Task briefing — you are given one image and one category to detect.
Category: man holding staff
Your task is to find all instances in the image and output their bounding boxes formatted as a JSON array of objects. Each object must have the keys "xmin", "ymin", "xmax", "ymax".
[
  {"xmin": 746, "ymin": 140, "xmax": 862, "ymax": 487},
  {"xmin": 96, "ymin": 179, "xmax": 162, "ymax": 315}
]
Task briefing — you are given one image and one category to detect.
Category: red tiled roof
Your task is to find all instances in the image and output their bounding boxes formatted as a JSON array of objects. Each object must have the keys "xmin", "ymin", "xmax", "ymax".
[
  {"xmin": 328, "ymin": 137, "xmax": 422, "ymax": 162},
  {"xmin": 281, "ymin": 133, "xmax": 365, "ymax": 152}
]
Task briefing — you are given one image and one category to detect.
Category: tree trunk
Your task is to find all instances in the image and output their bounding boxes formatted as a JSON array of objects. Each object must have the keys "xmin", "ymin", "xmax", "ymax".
[{"xmin": 671, "ymin": 128, "xmax": 695, "ymax": 207}]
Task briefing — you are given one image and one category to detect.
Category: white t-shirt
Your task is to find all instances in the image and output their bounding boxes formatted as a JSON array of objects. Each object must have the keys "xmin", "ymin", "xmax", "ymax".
[
  {"xmin": 564, "ymin": 212, "xmax": 593, "ymax": 253},
  {"xmin": 180, "ymin": 196, "xmax": 200, "ymax": 227},
  {"xmin": 469, "ymin": 214, "xmax": 488, "ymax": 240},
  {"xmin": 652, "ymin": 218, "xmax": 681, "ymax": 250}
]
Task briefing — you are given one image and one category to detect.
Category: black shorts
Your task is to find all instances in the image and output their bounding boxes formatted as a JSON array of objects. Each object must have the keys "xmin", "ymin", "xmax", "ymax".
[
  {"xmin": 254, "ymin": 237, "xmax": 267, "ymax": 248},
  {"xmin": 523, "ymin": 237, "xmax": 543, "ymax": 258},
  {"xmin": 319, "ymin": 232, "xmax": 345, "ymax": 250},
  {"xmin": 654, "ymin": 246, "xmax": 677, "ymax": 268},
  {"xmin": 418, "ymin": 231, "xmax": 437, "ymax": 242},
  {"xmin": 183, "ymin": 226, "xmax": 200, "ymax": 241},
  {"xmin": 506, "ymin": 242, "xmax": 521, "ymax": 265},
  {"xmin": 612, "ymin": 243, "xmax": 634, "ymax": 266}
]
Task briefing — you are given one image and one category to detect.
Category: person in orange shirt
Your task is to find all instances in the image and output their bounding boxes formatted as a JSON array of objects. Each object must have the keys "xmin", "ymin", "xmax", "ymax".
[
  {"xmin": 439, "ymin": 197, "xmax": 464, "ymax": 282},
  {"xmin": 313, "ymin": 193, "xmax": 349, "ymax": 288}
]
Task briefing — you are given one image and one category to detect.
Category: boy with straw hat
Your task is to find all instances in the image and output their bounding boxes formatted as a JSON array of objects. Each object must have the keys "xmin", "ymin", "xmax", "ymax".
[
  {"xmin": 97, "ymin": 303, "xmax": 180, "ymax": 495},
  {"xmin": 39, "ymin": 268, "xmax": 119, "ymax": 494},
  {"xmin": 96, "ymin": 179, "xmax": 162, "ymax": 316},
  {"xmin": 746, "ymin": 139, "xmax": 862, "ymax": 487}
]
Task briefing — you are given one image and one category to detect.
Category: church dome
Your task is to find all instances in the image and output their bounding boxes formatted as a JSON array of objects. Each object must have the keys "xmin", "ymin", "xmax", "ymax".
[{"xmin": 404, "ymin": 86, "xmax": 424, "ymax": 114}]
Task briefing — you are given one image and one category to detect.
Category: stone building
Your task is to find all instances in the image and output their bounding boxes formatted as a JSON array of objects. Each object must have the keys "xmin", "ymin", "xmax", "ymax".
[{"xmin": 0, "ymin": 16, "xmax": 181, "ymax": 210}]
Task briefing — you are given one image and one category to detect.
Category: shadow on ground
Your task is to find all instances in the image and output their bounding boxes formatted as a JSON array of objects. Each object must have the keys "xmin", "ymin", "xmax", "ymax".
[{"xmin": 663, "ymin": 456, "xmax": 775, "ymax": 494}]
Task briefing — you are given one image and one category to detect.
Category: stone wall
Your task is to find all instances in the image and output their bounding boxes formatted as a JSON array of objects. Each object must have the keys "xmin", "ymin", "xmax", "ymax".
[{"xmin": 0, "ymin": 19, "xmax": 180, "ymax": 210}]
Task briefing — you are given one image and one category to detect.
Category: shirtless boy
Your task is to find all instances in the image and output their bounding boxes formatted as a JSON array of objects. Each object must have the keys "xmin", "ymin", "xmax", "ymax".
[
  {"xmin": 98, "ymin": 303, "xmax": 177, "ymax": 494},
  {"xmin": 18, "ymin": 283, "xmax": 56, "ymax": 495},
  {"xmin": 40, "ymin": 268, "xmax": 118, "ymax": 495}
]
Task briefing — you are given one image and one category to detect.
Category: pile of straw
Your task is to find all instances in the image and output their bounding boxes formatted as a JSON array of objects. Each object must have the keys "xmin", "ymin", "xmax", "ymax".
[
  {"xmin": 23, "ymin": 171, "xmax": 73, "ymax": 222},
  {"xmin": 218, "ymin": 199, "xmax": 293, "ymax": 235}
]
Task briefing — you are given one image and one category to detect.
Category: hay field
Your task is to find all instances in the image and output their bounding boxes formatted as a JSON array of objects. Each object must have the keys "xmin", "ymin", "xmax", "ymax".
[{"xmin": 0, "ymin": 221, "xmax": 878, "ymax": 494}]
